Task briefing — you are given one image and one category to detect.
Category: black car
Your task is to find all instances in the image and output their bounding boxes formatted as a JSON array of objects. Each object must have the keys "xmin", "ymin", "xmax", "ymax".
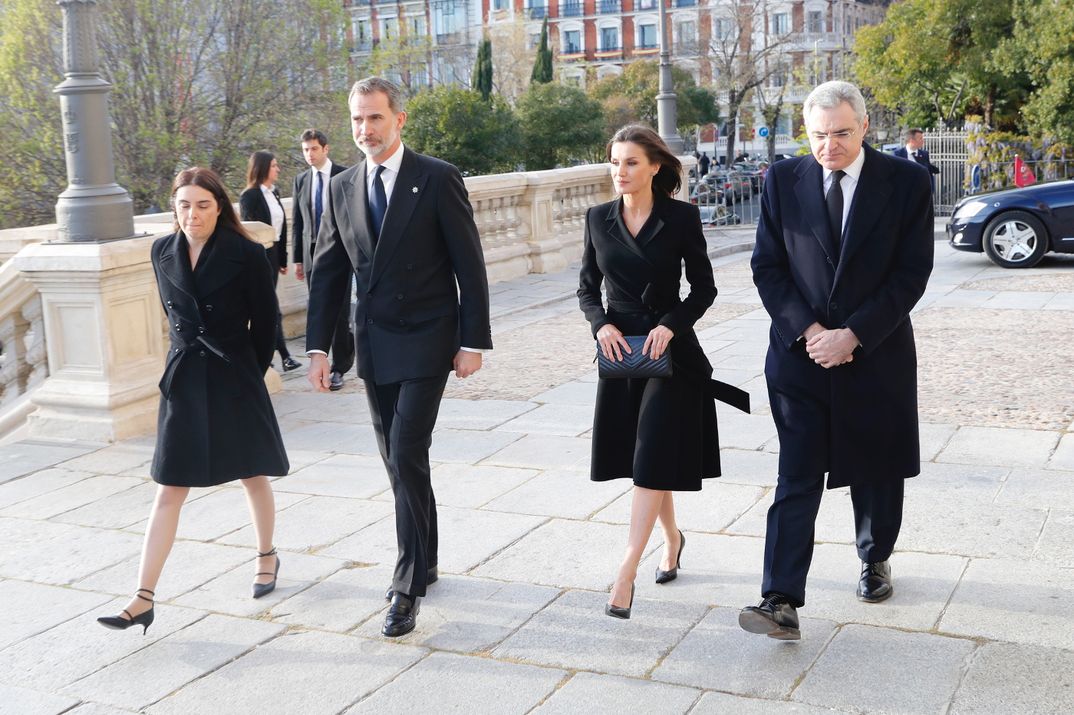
[{"xmin": 948, "ymin": 180, "xmax": 1074, "ymax": 267}]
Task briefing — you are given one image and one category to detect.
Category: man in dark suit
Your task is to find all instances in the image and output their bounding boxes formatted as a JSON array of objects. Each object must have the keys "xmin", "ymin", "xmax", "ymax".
[
  {"xmin": 305, "ymin": 77, "xmax": 492, "ymax": 638},
  {"xmin": 894, "ymin": 128, "xmax": 940, "ymax": 193},
  {"xmin": 739, "ymin": 81, "xmax": 934, "ymax": 641},
  {"xmin": 292, "ymin": 129, "xmax": 353, "ymax": 391}
]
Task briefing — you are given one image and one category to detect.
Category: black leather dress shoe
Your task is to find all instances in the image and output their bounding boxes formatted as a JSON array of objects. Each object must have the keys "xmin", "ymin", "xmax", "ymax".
[
  {"xmin": 382, "ymin": 593, "xmax": 420, "ymax": 638},
  {"xmin": 385, "ymin": 567, "xmax": 438, "ymax": 601},
  {"xmin": 857, "ymin": 560, "xmax": 893, "ymax": 603},
  {"xmin": 738, "ymin": 594, "xmax": 801, "ymax": 640},
  {"xmin": 329, "ymin": 371, "xmax": 344, "ymax": 391},
  {"xmin": 281, "ymin": 356, "xmax": 301, "ymax": 372}
]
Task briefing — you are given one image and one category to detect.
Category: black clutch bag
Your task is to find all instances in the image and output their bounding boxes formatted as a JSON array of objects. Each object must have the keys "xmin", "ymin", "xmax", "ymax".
[{"xmin": 596, "ymin": 335, "xmax": 672, "ymax": 379}]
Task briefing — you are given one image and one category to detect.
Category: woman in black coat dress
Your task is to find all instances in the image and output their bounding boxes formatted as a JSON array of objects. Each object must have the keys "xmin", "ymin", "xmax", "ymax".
[
  {"xmin": 239, "ymin": 151, "xmax": 300, "ymax": 372},
  {"xmin": 579, "ymin": 125, "xmax": 720, "ymax": 619},
  {"xmin": 98, "ymin": 168, "xmax": 289, "ymax": 634}
]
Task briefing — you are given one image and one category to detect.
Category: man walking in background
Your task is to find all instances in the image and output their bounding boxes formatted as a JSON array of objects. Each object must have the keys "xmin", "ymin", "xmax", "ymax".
[{"xmin": 894, "ymin": 128, "xmax": 940, "ymax": 193}]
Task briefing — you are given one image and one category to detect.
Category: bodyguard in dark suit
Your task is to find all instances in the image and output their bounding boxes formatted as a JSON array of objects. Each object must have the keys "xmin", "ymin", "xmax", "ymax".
[
  {"xmin": 305, "ymin": 77, "xmax": 492, "ymax": 638},
  {"xmin": 739, "ymin": 81, "xmax": 934, "ymax": 640},
  {"xmin": 291, "ymin": 129, "xmax": 353, "ymax": 389},
  {"xmin": 894, "ymin": 128, "xmax": 940, "ymax": 193}
]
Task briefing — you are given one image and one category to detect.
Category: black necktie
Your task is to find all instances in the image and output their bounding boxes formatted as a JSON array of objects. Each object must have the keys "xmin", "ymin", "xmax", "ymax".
[
  {"xmin": 313, "ymin": 170, "xmax": 324, "ymax": 238},
  {"xmin": 826, "ymin": 169, "xmax": 845, "ymax": 250},
  {"xmin": 369, "ymin": 165, "xmax": 387, "ymax": 241}
]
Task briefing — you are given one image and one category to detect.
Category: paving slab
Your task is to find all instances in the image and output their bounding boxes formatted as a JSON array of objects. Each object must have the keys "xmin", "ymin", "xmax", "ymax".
[
  {"xmin": 792, "ymin": 625, "xmax": 976, "ymax": 714},
  {"xmin": 429, "ymin": 463, "xmax": 539, "ymax": 508},
  {"xmin": 65, "ymin": 703, "xmax": 138, "ymax": 715},
  {"xmin": 0, "ymin": 580, "xmax": 112, "ymax": 651},
  {"xmin": 271, "ymin": 453, "xmax": 391, "ymax": 499},
  {"xmin": 530, "ymin": 380, "xmax": 598, "ymax": 406},
  {"xmin": 473, "ymin": 518, "xmax": 657, "ymax": 590},
  {"xmin": 482, "ymin": 434, "xmax": 592, "ymax": 470},
  {"xmin": 495, "ymin": 403, "xmax": 595, "ymax": 437},
  {"xmin": 0, "ymin": 518, "xmax": 142, "ymax": 586},
  {"xmin": 58, "ymin": 444, "xmax": 153, "ymax": 475},
  {"xmin": 482, "ymin": 468, "xmax": 628, "ymax": 519},
  {"xmin": 715, "ymin": 412, "xmax": 779, "ymax": 451},
  {"xmin": 51, "ymin": 481, "xmax": 159, "ymax": 530},
  {"xmin": 0, "ymin": 600, "xmax": 206, "ymax": 691},
  {"xmin": 429, "ymin": 428, "xmax": 524, "ymax": 464},
  {"xmin": 691, "ymin": 691, "xmax": 855, "ymax": 715},
  {"xmin": 268, "ymin": 564, "xmax": 393, "ymax": 632},
  {"xmin": 533, "ymin": 671, "xmax": 700, "ymax": 714},
  {"xmin": 898, "ymin": 491, "xmax": 1047, "ymax": 559},
  {"xmin": 592, "ymin": 482, "xmax": 765, "ymax": 533},
  {"xmin": 0, "ymin": 684, "xmax": 80, "ymax": 715},
  {"xmin": 353, "ymin": 575, "xmax": 560, "ymax": 652},
  {"xmin": 322, "ymin": 505, "xmax": 546, "ymax": 573},
  {"xmin": 60, "ymin": 614, "xmax": 285, "ymax": 711},
  {"xmin": 995, "ymin": 466, "xmax": 1074, "ymax": 510},
  {"xmin": 949, "ymin": 641, "xmax": 1074, "ymax": 715},
  {"xmin": 651, "ymin": 606, "xmax": 837, "ymax": 699},
  {"xmin": 435, "ymin": 398, "xmax": 537, "ymax": 429},
  {"xmin": 145, "ymin": 630, "xmax": 426, "ymax": 715},
  {"xmin": 1035, "ymin": 509, "xmax": 1074, "ymax": 567},
  {"xmin": 0, "ymin": 475, "xmax": 144, "ymax": 520},
  {"xmin": 936, "ymin": 425, "xmax": 1059, "ymax": 468},
  {"xmin": 939, "ymin": 557, "xmax": 1074, "ymax": 650},
  {"xmin": 714, "ymin": 448, "xmax": 779, "ymax": 487},
  {"xmin": 0, "ymin": 441, "xmax": 98, "ymax": 484},
  {"xmin": 919, "ymin": 422, "xmax": 958, "ymax": 461},
  {"xmin": 73, "ymin": 540, "xmax": 253, "ymax": 599},
  {"xmin": 0, "ymin": 467, "xmax": 95, "ymax": 509},
  {"xmin": 171, "ymin": 551, "xmax": 345, "ymax": 617},
  {"xmin": 216, "ymin": 495, "xmax": 393, "ymax": 552},
  {"xmin": 281, "ymin": 420, "xmax": 381, "ymax": 455},
  {"xmin": 493, "ymin": 589, "xmax": 707, "ymax": 677},
  {"xmin": 346, "ymin": 651, "xmax": 565, "ymax": 714}
]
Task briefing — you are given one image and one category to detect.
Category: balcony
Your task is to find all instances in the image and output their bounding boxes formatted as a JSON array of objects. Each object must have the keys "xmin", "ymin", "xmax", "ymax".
[
  {"xmin": 636, "ymin": 0, "xmax": 658, "ymax": 8},
  {"xmin": 526, "ymin": 4, "xmax": 548, "ymax": 19},
  {"xmin": 599, "ymin": 0, "xmax": 620, "ymax": 14},
  {"xmin": 674, "ymin": 0, "xmax": 696, "ymax": 6},
  {"xmin": 560, "ymin": 0, "xmax": 583, "ymax": 16}
]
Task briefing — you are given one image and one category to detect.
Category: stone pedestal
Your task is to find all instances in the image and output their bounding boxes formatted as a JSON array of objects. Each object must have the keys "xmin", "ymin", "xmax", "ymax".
[{"xmin": 14, "ymin": 235, "xmax": 165, "ymax": 442}]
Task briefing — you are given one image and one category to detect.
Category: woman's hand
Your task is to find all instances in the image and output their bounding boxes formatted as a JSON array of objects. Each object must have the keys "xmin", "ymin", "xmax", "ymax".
[
  {"xmin": 643, "ymin": 325, "xmax": 674, "ymax": 361},
  {"xmin": 596, "ymin": 324, "xmax": 630, "ymax": 362}
]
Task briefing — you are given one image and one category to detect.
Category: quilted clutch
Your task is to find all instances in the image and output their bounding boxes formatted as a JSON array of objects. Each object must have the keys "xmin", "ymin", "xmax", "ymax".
[{"xmin": 596, "ymin": 335, "xmax": 672, "ymax": 379}]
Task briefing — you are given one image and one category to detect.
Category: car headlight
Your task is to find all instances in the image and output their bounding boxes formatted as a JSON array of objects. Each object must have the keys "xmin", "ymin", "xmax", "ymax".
[{"xmin": 952, "ymin": 200, "xmax": 988, "ymax": 221}]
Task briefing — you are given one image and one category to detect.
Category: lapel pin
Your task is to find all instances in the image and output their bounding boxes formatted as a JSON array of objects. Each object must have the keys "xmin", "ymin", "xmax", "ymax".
[{"xmin": 412, "ymin": 186, "xmax": 418, "ymax": 193}]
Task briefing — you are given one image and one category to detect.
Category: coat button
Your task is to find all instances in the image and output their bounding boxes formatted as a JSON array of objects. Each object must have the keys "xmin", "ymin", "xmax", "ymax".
[
  {"xmin": 198, "ymin": 326, "xmax": 206, "ymax": 334},
  {"xmin": 174, "ymin": 347, "xmax": 182, "ymax": 354},
  {"xmin": 199, "ymin": 350, "xmax": 207, "ymax": 357},
  {"xmin": 175, "ymin": 324, "xmax": 182, "ymax": 332},
  {"xmin": 829, "ymin": 302, "xmax": 839, "ymax": 312},
  {"xmin": 204, "ymin": 304, "xmax": 213, "ymax": 312},
  {"xmin": 166, "ymin": 300, "xmax": 173, "ymax": 308},
  {"xmin": 396, "ymin": 293, "xmax": 404, "ymax": 301},
  {"xmin": 398, "ymin": 319, "xmax": 406, "ymax": 326}
]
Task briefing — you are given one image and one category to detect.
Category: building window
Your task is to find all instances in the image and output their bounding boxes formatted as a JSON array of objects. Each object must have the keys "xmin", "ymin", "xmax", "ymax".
[
  {"xmin": 382, "ymin": 16, "xmax": 399, "ymax": 41},
  {"xmin": 527, "ymin": 1, "xmax": 548, "ymax": 19},
  {"xmin": 564, "ymin": 29, "xmax": 582, "ymax": 53},
  {"xmin": 676, "ymin": 20, "xmax": 696, "ymax": 52},
  {"xmin": 410, "ymin": 16, "xmax": 426, "ymax": 37},
  {"xmin": 494, "ymin": 0, "xmax": 508, "ymax": 9},
  {"xmin": 601, "ymin": 26, "xmax": 619, "ymax": 50},
  {"xmin": 561, "ymin": 0, "xmax": 583, "ymax": 16},
  {"xmin": 675, "ymin": 0, "xmax": 696, "ymax": 7},
  {"xmin": 713, "ymin": 18, "xmax": 732, "ymax": 43},
  {"xmin": 637, "ymin": 23, "xmax": 657, "ymax": 49},
  {"xmin": 637, "ymin": 0, "xmax": 657, "ymax": 8},
  {"xmin": 770, "ymin": 12, "xmax": 789, "ymax": 35},
  {"xmin": 808, "ymin": 10, "xmax": 824, "ymax": 34},
  {"xmin": 529, "ymin": 33, "xmax": 541, "ymax": 48},
  {"xmin": 599, "ymin": 0, "xmax": 620, "ymax": 14},
  {"xmin": 354, "ymin": 19, "xmax": 372, "ymax": 50}
]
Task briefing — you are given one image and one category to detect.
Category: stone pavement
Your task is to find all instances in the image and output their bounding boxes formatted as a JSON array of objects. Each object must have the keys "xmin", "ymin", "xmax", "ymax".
[{"xmin": 1, "ymin": 229, "xmax": 1072, "ymax": 715}]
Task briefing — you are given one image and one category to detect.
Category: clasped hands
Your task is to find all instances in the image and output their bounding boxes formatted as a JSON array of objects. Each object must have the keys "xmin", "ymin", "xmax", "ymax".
[
  {"xmin": 596, "ymin": 324, "xmax": 674, "ymax": 362},
  {"xmin": 803, "ymin": 322, "xmax": 858, "ymax": 368}
]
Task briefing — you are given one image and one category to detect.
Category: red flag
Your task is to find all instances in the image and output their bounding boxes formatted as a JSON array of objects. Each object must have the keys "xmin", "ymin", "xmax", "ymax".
[{"xmin": 1014, "ymin": 155, "xmax": 1037, "ymax": 187}]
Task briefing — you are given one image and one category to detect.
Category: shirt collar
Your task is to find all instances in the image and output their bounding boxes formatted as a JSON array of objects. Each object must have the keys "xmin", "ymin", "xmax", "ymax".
[
  {"xmin": 313, "ymin": 158, "xmax": 333, "ymax": 177},
  {"xmin": 366, "ymin": 142, "xmax": 405, "ymax": 179},
  {"xmin": 259, "ymin": 183, "xmax": 275, "ymax": 195},
  {"xmin": 824, "ymin": 146, "xmax": 866, "ymax": 184}
]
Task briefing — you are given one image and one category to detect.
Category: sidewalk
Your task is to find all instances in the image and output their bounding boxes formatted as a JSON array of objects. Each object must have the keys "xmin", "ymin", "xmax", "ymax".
[{"xmin": 0, "ymin": 239, "xmax": 1072, "ymax": 714}]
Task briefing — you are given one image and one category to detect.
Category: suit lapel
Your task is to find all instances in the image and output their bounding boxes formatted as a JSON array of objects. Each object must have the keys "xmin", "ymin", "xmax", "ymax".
[
  {"xmin": 193, "ymin": 228, "xmax": 246, "ymax": 298},
  {"xmin": 369, "ymin": 148, "xmax": 427, "ymax": 290},
  {"xmin": 155, "ymin": 231, "xmax": 198, "ymax": 303},
  {"xmin": 835, "ymin": 145, "xmax": 894, "ymax": 282},
  {"xmin": 793, "ymin": 159, "xmax": 838, "ymax": 263},
  {"xmin": 632, "ymin": 196, "xmax": 666, "ymax": 250},
  {"xmin": 338, "ymin": 161, "xmax": 374, "ymax": 264},
  {"xmin": 605, "ymin": 199, "xmax": 653, "ymax": 266}
]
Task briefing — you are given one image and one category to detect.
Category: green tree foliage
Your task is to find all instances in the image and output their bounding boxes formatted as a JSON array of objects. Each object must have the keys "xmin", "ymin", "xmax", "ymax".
[
  {"xmin": 0, "ymin": 0, "xmax": 350, "ymax": 230},
  {"xmin": 853, "ymin": 0, "xmax": 1029, "ymax": 129},
  {"xmin": 472, "ymin": 38, "xmax": 494, "ymax": 101},
  {"xmin": 589, "ymin": 61, "xmax": 719, "ymax": 137},
  {"xmin": 405, "ymin": 86, "xmax": 518, "ymax": 176},
  {"xmin": 531, "ymin": 19, "xmax": 553, "ymax": 84},
  {"xmin": 516, "ymin": 82, "xmax": 605, "ymax": 169},
  {"xmin": 995, "ymin": 0, "xmax": 1074, "ymax": 144}
]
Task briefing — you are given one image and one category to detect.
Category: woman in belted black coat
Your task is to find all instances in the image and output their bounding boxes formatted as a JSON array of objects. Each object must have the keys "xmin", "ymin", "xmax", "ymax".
[
  {"xmin": 579, "ymin": 125, "xmax": 721, "ymax": 619},
  {"xmin": 238, "ymin": 150, "xmax": 299, "ymax": 371},
  {"xmin": 97, "ymin": 168, "xmax": 289, "ymax": 635}
]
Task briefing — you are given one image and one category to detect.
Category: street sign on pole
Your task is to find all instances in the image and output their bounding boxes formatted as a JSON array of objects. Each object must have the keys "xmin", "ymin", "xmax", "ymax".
[{"xmin": 758, "ymin": 127, "xmax": 770, "ymax": 138}]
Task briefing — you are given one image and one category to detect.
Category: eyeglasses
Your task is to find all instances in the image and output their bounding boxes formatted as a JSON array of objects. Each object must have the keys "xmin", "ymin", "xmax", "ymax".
[{"xmin": 809, "ymin": 129, "xmax": 857, "ymax": 142}]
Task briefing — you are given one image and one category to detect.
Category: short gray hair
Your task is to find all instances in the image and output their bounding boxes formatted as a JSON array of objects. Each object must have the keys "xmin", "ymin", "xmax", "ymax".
[
  {"xmin": 803, "ymin": 81, "xmax": 867, "ymax": 126},
  {"xmin": 348, "ymin": 77, "xmax": 406, "ymax": 114}
]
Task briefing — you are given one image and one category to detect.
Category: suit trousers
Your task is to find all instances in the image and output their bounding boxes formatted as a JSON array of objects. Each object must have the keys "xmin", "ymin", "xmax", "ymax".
[
  {"xmin": 365, "ymin": 373, "xmax": 449, "ymax": 598},
  {"xmin": 761, "ymin": 473, "xmax": 904, "ymax": 607},
  {"xmin": 304, "ymin": 273, "xmax": 354, "ymax": 374}
]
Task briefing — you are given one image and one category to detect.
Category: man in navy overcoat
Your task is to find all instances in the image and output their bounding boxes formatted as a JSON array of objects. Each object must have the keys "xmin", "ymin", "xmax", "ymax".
[{"xmin": 739, "ymin": 81, "xmax": 934, "ymax": 640}]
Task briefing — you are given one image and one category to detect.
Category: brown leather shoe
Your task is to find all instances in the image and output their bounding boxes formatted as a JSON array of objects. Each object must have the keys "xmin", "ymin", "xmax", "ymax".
[{"xmin": 857, "ymin": 560, "xmax": 893, "ymax": 603}]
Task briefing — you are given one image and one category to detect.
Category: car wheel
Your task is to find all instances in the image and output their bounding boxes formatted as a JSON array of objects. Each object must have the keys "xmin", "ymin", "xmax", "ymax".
[{"xmin": 982, "ymin": 210, "xmax": 1049, "ymax": 268}]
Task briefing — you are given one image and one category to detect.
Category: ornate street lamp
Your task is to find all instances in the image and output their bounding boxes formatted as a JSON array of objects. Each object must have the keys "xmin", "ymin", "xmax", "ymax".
[{"xmin": 656, "ymin": 0, "xmax": 683, "ymax": 153}]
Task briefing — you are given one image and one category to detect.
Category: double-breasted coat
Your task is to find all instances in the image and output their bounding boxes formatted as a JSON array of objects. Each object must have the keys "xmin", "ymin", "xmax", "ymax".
[
  {"xmin": 578, "ymin": 194, "xmax": 721, "ymax": 491},
  {"xmin": 751, "ymin": 143, "xmax": 934, "ymax": 488},
  {"xmin": 150, "ymin": 227, "xmax": 289, "ymax": 486}
]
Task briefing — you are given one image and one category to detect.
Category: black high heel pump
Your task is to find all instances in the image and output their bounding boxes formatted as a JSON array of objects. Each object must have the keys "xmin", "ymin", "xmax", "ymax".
[
  {"xmin": 655, "ymin": 530, "xmax": 686, "ymax": 584},
  {"xmin": 97, "ymin": 588, "xmax": 155, "ymax": 634},
  {"xmin": 253, "ymin": 547, "xmax": 280, "ymax": 599},
  {"xmin": 605, "ymin": 583, "xmax": 636, "ymax": 620}
]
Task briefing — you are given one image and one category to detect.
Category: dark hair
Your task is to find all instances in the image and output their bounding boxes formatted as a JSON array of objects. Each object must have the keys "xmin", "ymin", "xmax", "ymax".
[
  {"xmin": 906, "ymin": 128, "xmax": 924, "ymax": 139},
  {"xmin": 300, "ymin": 129, "xmax": 329, "ymax": 147},
  {"xmin": 606, "ymin": 124, "xmax": 682, "ymax": 198},
  {"xmin": 171, "ymin": 167, "xmax": 249, "ymax": 239},
  {"xmin": 245, "ymin": 150, "xmax": 275, "ymax": 189}
]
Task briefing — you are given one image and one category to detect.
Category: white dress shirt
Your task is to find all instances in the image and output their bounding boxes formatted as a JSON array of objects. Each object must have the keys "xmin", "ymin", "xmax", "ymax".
[
  {"xmin": 259, "ymin": 184, "xmax": 284, "ymax": 242},
  {"xmin": 310, "ymin": 158, "xmax": 334, "ymax": 224}
]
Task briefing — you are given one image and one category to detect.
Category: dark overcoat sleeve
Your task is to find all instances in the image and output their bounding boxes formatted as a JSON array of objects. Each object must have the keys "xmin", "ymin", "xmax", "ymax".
[
  {"xmin": 305, "ymin": 175, "xmax": 352, "ymax": 353},
  {"xmin": 658, "ymin": 205, "xmax": 716, "ymax": 334},
  {"xmin": 244, "ymin": 241, "xmax": 279, "ymax": 373},
  {"xmin": 577, "ymin": 207, "xmax": 612, "ymax": 338},
  {"xmin": 751, "ymin": 168, "xmax": 820, "ymax": 349},
  {"xmin": 438, "ymin": 164, "xmax": 492, "ymax": 350},
  {"xmin": 291, "ymin": 174, "xmax": 304, "ymax": 265},
  {"xmin": 238, "ymin": 188, "xmax": 263, "ymax": 223}
]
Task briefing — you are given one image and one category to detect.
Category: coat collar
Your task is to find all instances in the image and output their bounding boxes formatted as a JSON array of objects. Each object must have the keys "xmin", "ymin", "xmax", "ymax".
[
  {"xmin": 602, "ymin": 193, "xmax": 668, "ymax": 265},
  {"xmin": 793, "ymin": 157, "xmax": 839, "ymax": 264},
  {"xmin": 369, "ymin": 147, "xmax": 427, "ymax": 289},
  {"xmin": 835, "ymin": 143, "xmax": 894, "ymax": 280},
  {"xmin": 156, "ymin": 226, "xmax": 248, "ymax": 300}
]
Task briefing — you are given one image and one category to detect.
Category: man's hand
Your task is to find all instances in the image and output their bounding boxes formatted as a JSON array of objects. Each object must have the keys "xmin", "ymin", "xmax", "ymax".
[
  {"xmin": 806, "ymin": 327, "xmax": 859, "ymax": 369},
  {"xmin": 279, "ymin": 265, "xmax": 288, "ymax": 275},
  {"xmin": 802, "ymin": 321, "xmax": 826, "ymax": 342},
  {"xmin": 453, "ymin": 350, "xmax": 482, "ymax": 378},
  {"xmin": 294, "ymin": 263, "xmax": 304, "ymax": 281},
  {"xmin": 643, "ymin": 325, "xmax": 674, "ymax": 361},
  {"xmin": 307, "ymin": 352, "xmax": 331, "ymax": 392}
]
